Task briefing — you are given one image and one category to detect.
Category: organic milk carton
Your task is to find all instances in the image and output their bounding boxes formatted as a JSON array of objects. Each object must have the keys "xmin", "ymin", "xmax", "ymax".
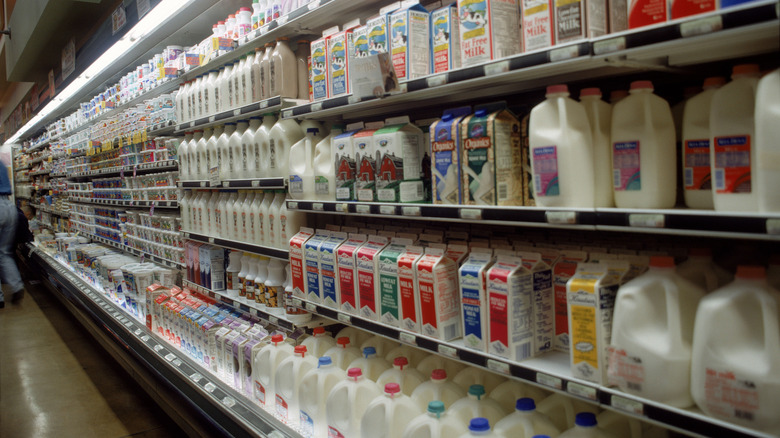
[
  {"xmin": 356, "ymin": 236, "xmax": 390, "ymax": 321},
  {"xmin": 389, "ymin": 3, "xmax": 431, "ymax": 81},
  {"xmin": 320, "ymin": 232, "xmax": 349, "ymax": 309},
  {"xmin": 458, "ymin": 0, "xmax": 522, "ymax": 66},
  {"xmin": 337, "ymin": 234, "xmax": 368, "ymax": 314},
  {"xmin": 431, "ymin": 3, "xmax": 462, "ymax": 73},
  {"xmin": 522, "ymin": 0, "xmax": 555, "ymax": 51},
  {"xmin": 416, "ymin": 247, "xmax": 462, "ymax": 341},
  {"xmin": 515, "ymin": 251, "xmax": 554, "ymax": 355},
  {"xmin": 553, "ymin": 250, "xmax": 587, "ymax": 352},
  {"xmin": 566, "ymin": 261, "xmax": 629, "ymax": 384},
  {"xmin": 377, "ymin": 238, "xmax": 415, "ymax": 327},
  {"xmin": 460, "ymin": 249, "xmax": 495, "ymax": 352},
  {"xmin": 431, "ymin": 107, "xmax": 471, "ymax": 204},
  {"xmin": 554, "ymin": 0, "xmax": 608, "ymax": 44},
  {"xmin": 334, "ymin": 122, "xmax": 364, "ymax": 202},
  {"xmin": 373, "ymin": 116, "xmax": 426, "ymax": 203},
  {"xmin": 329, "ymin": 21, "xmax": 361, "ymax": 97},
  {"xmin": 399, "ymin": 245, "xmax": 426, "ymax": 332},
  {"xmin": 311, "ymin": 34, "xmax": 331, "ymax": 101},
  {"xmin": 355, "ymin": 122, "xmax": 385, "ymax": 201},
  {"xmin": 488, "ymin": 255, "xmax": 535, "ymax": 361},
  {"xmin": 305, "ymin": 229, "xmax": 332, "ymax": 303},
  {"xmin": 461, "ymin": 103, "xmax": 523, "ymax": 206},
  {"xmin": 289, "ymin": 227, "xmax": 314, "ymax": 298}
]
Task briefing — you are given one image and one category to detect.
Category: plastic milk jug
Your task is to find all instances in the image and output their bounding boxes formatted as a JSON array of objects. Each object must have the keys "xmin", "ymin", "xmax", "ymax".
[
  {"xmin": 385, "ymin": 344, "xmax": 429, "ymax": 369},
  {"xmin": 274, "ymin": 345, "xmax": 318, "ymax": 426},
  {"xmin": 530, "ymin": 84, "xmax": 596, "ymax": 207},
  {"xmin": 377, "ymin": 356, "xmax": 426, "ymax": 396},
  {"xmin": 402, "ymin": 400, "xmax": 468, "ymax": 438},
  {"xmin": 691, "ymin": 266, "xmax": 780, "ymax": 432},
  {"xmin": 299, "ymin": 356, "xmax": 345, "ymax": 438},
  {"xmin": 336, "ymin": 326, "xmax": 374, "ymax": 348},
  {"xmin": 252, "ymin": 334, "xmax": 293, "ymax": 407},
  {"xmin": 326, "ymin": 368, "xmax": 382, "ymax": 438},
  {"xmin": 268, "ymin": 118, "xmax": 304, "ymax": 178},
  {"xmin": 323, "ymin": 336, "xmax": 362, "ymax": 370},
  {"xmin": 756, "ymin": 68, "xmax": 780, "ymax": 212},
  {"xmin": 416, "ymin": 354, "xmax": 466, "ymax": 379},
  {"xmin": 216, "ymin": 124, "xmax": 235, "ymax": 181},
  {"xmin": 608, "ymin": 256, "xmax": 705, "ymax": 407},
  {"xmin": 360, "ymin": 383, "xmax": 424, "ymax": 438},
  {"xmin": 431, "ymin": 107, "xmax": 471, "ymax": 204},
  {"xmin": 675, "ymin": 248, "xmax": 732, "ymax": 292},
  {"xmin": 195, "ymin": 127, "xmax": 211, "ymax": 179},
  {"xmin": 412, "ymin": 368, "xmax": 468, "ymax": 410},
  {"xmin": 681, "ymin": 77, "xmax": 726, "ymax": 209},
  {"xmin": 301, "ymin": 327, "xmax": 337, "ymax": 358},
  {"xmin": 449, "ymin": 384, "xmax": 507, "ymax": 427},
  {"xmin": 268, "ymin": 191, "xmax": 285, "ymax": 248},
  {"xmin": 559, "ymin": 413, "xmax": 618, "ymax": 438},
  {"xmin": 537, "ymin": 394, "xmax": 599, "ymax": 431},
  {"xmin": 611, "ymin": 81, "xmax": 676, "ymax": 208},
  {"xmin": 489, "ymin": 380, "xmax": 550, "ymax": 414},
  {"xmin": 289, "ymin": 127, "xmax": 323, "ymax": 200},
  {"xmin": 255, "ymin": 113, "xmax": 276, "ymax": 177},
  {"xmin": 227, "ymin": 121, "xmax": 247, "ymax": 180},
  {"xmin": 347, "ymin": 346, "xmax": 392, "ymax": 382},
  {"xmin": 313, "ymin": 126, "xmax": 342, "ymax": 201},
  {"xmin": 360, "ymin": 335, "xmax": 400, "ymax": 357},
  {"xmin": 494, "ymin": 398, "xmax": 560, "ymax": 438},
  {"xmin": 178, "ymin": 132, "xmax": 193, "ymax": 180},
  {"xmin": 580, "ymin": 88, "xmax": 614, "ymax": 207},
  {"xmin": 242, "ymin": 117, "xmax": 261, "ymax": 178},
  {"xmin": 453, "ymin": 366, "xmax": 505, "ymax": 393},
  {"xmin": 710, "ymin": 64, "xmax": 761, "ymax": 211},
  {"xmin": 596, "ymin": 411, "xmax": 643, "ymax": 438},
  {"xmin": 459, "ymin": 417, "xmax": 504, "ymax": 437}
]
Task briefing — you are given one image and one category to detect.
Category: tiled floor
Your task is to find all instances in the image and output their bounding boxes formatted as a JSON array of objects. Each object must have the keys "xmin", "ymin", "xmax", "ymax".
[{"xmin": 0, "ymin": 278, "xmax": 186, "ymax": 438}]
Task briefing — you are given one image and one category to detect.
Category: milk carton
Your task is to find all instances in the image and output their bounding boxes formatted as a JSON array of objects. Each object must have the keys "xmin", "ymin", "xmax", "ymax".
[
  {"xmin": 374, "ymin": 116, "xmax": 426, "ymax": 203},
  {"xmin": 320, "ymin": 231, "xmax": 349, "ymax": 309},
  {"xmin": 337, "ymin": 234, "xmax": 368, "ymax": 314},
  {"xmin": 353, "ymin": 25, "xmax": 370, "ymax": 58},
  {"xmin": 488, "ymin": 255, "xmax": 536, "ymax": 361},
  {"xmin": 628, "ymin": 0, "xmax": 668, "ymax": 28},
  {"xmin": 553, "ymin": 250, "xmax": 588, "ymax": 352},
  {"xmin": 554, "ymin": 0, "xmax": 608, "ymax": 43},
  {"xmin": 431, "ymin": 107, "xmax": 471, "ymax": 204},
  {"xmin": 416, "ymin": 247, "xmax": 462, "ymax": 341},
  {"xmin": 515, "ymin": 251, "xmax": 554, "ymax": 355},
  {"xmin": 522, "ymin": 0, "xmax": 554, "ymax": 51},
  {"xmin": 377, "ymin": 238, "xmax": 415, "ymax": 327},
  {"xmin": 458, "ymin": 0, "xmax": 522, "ymax": 66},
  {"xmin": 389, "ymin": 3, "xmax": 431, "ymax": 81},
  {"xmin": 356, "ymin": 235, "xmax": 390, "ymax": 321},
  {"xmin": 367, "ymin": 4, "xmax": 400, "ymax": 56},
  {"xmin": 399, "ymin": 245, "xmax": 426, "ymax": 332},
  {"xmin": 311, "ymin": 36, "xmax": 330, "ymax": 101},
  {"xmin": 355, "ymin": 122, "xmax": 385, "ymax": 201},
  {"xmin": 232, "ymin": 334, "xmax": 250, "ymax": 390},
  {"xmin": 201, "ymin": 245, "xmax": 226, "ymax": 291},
  {"xmin": 461, "ymin": 103, "xmax": 523, "ymax": 205},
  {"xmin": 329, "ymin": 21, "xmax": 360, "ymax": 97},
  {"xmin": 304, "ymin": 229, "xmax": 332, "ymax": 303},
  {"xmin": 445, "ymin": 244, "xmax": 470, "ymax": 266},
  {"xmin": 566, "ymin": 261, "xmax": 629, "ymax": 384},
  {"xmin": 333, "ymin": 123, "xmax": 364, "ymax": 202},
  {"xmin": 460, "ymin": 249, "xmax": 494, "ymax": 352},
  {"xmin": 431, "ymin": 3, "xmax": 462, "ymax": 73},
  {"xmin": 289, "ymin": 227, "xmax": 314, "ymax": 298},
  {"xmin": 145, "ymin": 284, "xmax": 170, "ymax": 331}
]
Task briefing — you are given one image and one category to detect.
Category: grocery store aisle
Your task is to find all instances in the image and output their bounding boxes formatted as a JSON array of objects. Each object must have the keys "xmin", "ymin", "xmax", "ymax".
[{"xmin": 0, "ymin": 279, "xmax": 186, "ymax": 438}]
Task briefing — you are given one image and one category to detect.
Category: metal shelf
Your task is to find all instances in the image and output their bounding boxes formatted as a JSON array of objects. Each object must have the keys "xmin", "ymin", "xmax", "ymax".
[
  {"xmin": 30, "ymin": 169, "xmax": 51, "ymax": 176},
  {"xmin": 182, "ymin": 231, "xmax": 289, "ymax": 261},
  {"xmin": 174, "ymin": 96, "xmax": 300, "ymax": 132},
  {"xmin": 81, "ymin": 232, "xmax": 183, "ymax": 269},
  {"xmin": 69, "ymin": 198, "xmax": 178, "ymax": 209},
  {"xmin": 179, "ymin": 177, "xmax": 287, "ymax": 190},
  {"xmin": 68, "ymin": 159, "xmax": 178, "ymax": 179},
  {"xmin": 33, "ymin": 204, "xmax": 70, "ymax": 217}
]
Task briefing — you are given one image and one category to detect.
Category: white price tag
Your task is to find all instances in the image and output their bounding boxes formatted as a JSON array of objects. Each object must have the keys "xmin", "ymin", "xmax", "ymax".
[
  {"xmin": 486, "ymin": 359, "xmax": 511, "ymax": 375},
  {"xmin": 141, "ymin": 335, "xmax": 150, "ymax": 342},
  {"xmin": 379, "ymin": 205, "xmax": 396, "ymax": 215},
  {"xmin": 204, "ymin": 382, "xmax": 217, "ymax": 393},
  {"xmin": 154, "ymin": 344, "xmax": 163, "ymax": 352},
  {"xmin": 134, "ymin": 329, "xmax": 142, "ymax": 335},
  {"xmin": 437, "ymin": 344, "xmax": 458, "ymax": 359},
  {"xmin": 546, "ymin": 211, "xmax": 577, "ymax": 225},
  {"xmin": 336, "ymin": 203, "xmax": 348, "ymax": 213},
  {"xmin": 399, "ymin": 332, "xmax": 416, "ymax": 345},
  {"xmin": 611, "ymin": 394, "xmax": 645, "ymax": 415},
  {"xmin": 348, "ymin": 95, "xmax": 361, "ymax": 104},
  {"xmin": 260, "ymin": 100, "xmax": 269, "ymax": 109},
  {"xmin": 628, "ymin": 213, "xmax": 665, "ymax": 228},
  {"xmin": 402, "ymin": 206, "xmax": 421, "ymax": 216},
  {"xmin": 277, "ymin": 15, "xmax": 288, "ymax": 26},
  {"xmin": 536, "ymin": 372, "xmax": 563, "ymax": 390},
  {"xmin": 208, "ymin": 237, "xmax": 215, "ymax": 243},
  {"xmin": 312, "ymin": 203, "xmax": 324, "ymax": 211},
  {"xmin": 251, "ymin": 180, "xmax": 261, "ymax": 187},
  {"xmin": 337, "ymin": 313, "xmax": 351, "ymax": 324},
  {"xmin": 165, "ymin": 353, "xmax": 176, "ymax": 362},
  {"xmin": 311, "ymin": 102, "xmax": 323, "ymax": 112},
  {"xmin": 200, "ymin": 181, "xmax": 207, "ymax": 187},
  {"xmin": 222, "ymin": 396, "xmax": 236, "ymax": 407},
  {"xmin": 549, "ymin": 44, "xmax": 580, "ymax": 62},
  {"xmin": 233, "ymin": 109, "xmax": 242, "ymax": 117},
  {"xmin": 680, "ymin": 15, "xmax": 723, "ymax": 38},
  {"xmin": 305, "ymin": 302, "xmax": 317, "ymax": 312},
  {"xmin": 356, "ymin": 205, "xmax": 371, "ymax": 214},
  {"xmin": 426, "ymin": 74, "xmax": 447, "ymax": 88},
  {"xmin": 308, "ymin": 0, "xmax": 321, "ymax": 10},
  {"xmin": 460, "ymin": 208, "xmax": 482, "ymax": 220},
  {"xmin": 288, "ymin": 201, "xmax": 299, "ymax": 210},
  {"xmin": 567, "ymin": 382, "xmax": 598, "ymax": 400},
  {"xmin": 190, "ymin": 373, "xmax": 203, "ymax": 382},
  {"xmin": 593, "ymin": 37, "xmax": 626, "ymax": 55},
  {"xmin": 222, "ymin": 181, "xmax": 230, "ymax": 187},
  {"xmin": 292, "ymin": 298, "xmax": 303, "ymax": 307},
  {"xmin": 282, "ymin": 110, "xmax": 293, "ymax": 119},
  {"xmin": 766, "ymin": 219, "xmax": 780, "ymax": 235},
  {"xmin": 172, "ymin": 359, "xmax": 182, "ymax": 367},
  {"xmin": 250, "ymin": 308, "xmax": 258, "ymax": 316},
  {"xmin": 483, "ymin": 60, "xmax": 509, "ymax": 77},
  {"xmin": 269, "ymin": 315, "xmax": 279, "ymax": 325}
]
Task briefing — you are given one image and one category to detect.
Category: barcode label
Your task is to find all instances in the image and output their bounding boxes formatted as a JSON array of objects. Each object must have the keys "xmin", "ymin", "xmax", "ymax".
[
  {"xmin": 497, "ymin": 183, "xmax": 509, "ymax": 201},
  {"xmin": 533, "ymin": 175, "xmax": 541, "ymax": 194},
  {"xmin": 613, "ymin": 170, "xmax": 621, "ymax": 189},
  {"xmin": 684, "ymin": 168, "xmax": 693, "ymax": 188},
  {"xmin": 516, "ymin": 342, "xmax": 531, "ymax": 362},
  {"xmin": 714, "ymin": 169, "xmax": 725, "ymax": 191}
]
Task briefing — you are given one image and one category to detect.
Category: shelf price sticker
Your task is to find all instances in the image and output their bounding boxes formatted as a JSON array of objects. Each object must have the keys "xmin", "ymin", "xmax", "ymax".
[
  {"xmin": 312, "ymin": 203, "xmax": 324, "ymax": 211},
  {"xmin": 628, "ymin": 213, "xmax": 665, "ymax": 228},
  {"xmin": 311, "ymin": 102, "xmax": 323, "ymax": 112},
  {"xmin": 593, "ymin": 36, "xmax": 626, "ymax": 55},
  {"xmin": 611, "ymin": 394, "xmax": 644, "ymax": 415},
  {"xmin": 308, "ymin": 0, "xmax": 321, "ymax": 10},
  {"xmin": 399, "ymin": 331, "xmax": 416, "ymax": 345},
  {"xmin": 766, "ymin": 219, "xmax": 780, "ymax": 235},
  {"xmin": 546, "ymin": 211, "xmax": 578, "ymax": 225},
  {"xmin": 460, "ymin": 208, "xmax": 482, "ymax": 220},
  {"xmin": 483, "ymin": 60, "xmax": 510, "ymax": 77},
  {"xmin": 204, "ymin": 382, "xmax": 217, "ymax": 393},
  {"xmin": 426, "ymin": 74, "xmax": 447, "ymax": 88},
  {"xmin": 549, "ymin": 44, "xmax": 581, "ymax": 62},
  {"xmin": 154, "ymin": 344, "xmax": 164, "ymax": 352},
  {"xmin": 486, "ymin": 359, "xmax": 511, "ymax": 376},
  {"xmin": 190, "ymin": 373, "xmax": 203, "ymax": 383},
  {"xmin": 437, "ymin": 344, "xmax": 458, "ymax": 359},
  {"xmin": 337, "ymin": 313, "xmax": 352, "ymax": 324},
  {"xmin": 567, "ymin": 381, "xmax": 598, "ymax": 400},
  {"xmin": 536, "ymin": 372, "xmax": 563, "ymax": 390},
  {"xmin": 402, "ymin": 206, "xmax": 421, "ymax": 216},
  {"xmin": 222, "ymin": 396, "xmax": 236, "ymax": 408},
  {"xmin": 292, "ymin": 298, "xmax": 303, "ymax": 308},
  {"xmin": 269, "ymin": 315, "xmax": 279, "ymax": 326},
  {"xmin": 305, "ymin": 302, "xmax": 317, "ymax": 312},
  {"xmin": 379, "ymin": 205, "xmax": 396, "ymax": 215},
  {"xmin": 680, "ymin": 15, "xmax": 723, "ymax": 38},
  {"xmin": 356, "ymin": 204, "xmax": 371, "ymax": 215}
]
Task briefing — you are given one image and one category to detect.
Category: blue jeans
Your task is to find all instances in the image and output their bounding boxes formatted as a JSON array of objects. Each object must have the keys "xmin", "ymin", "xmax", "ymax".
[{"xmin": 0, "ymin": 199, "xmax": 23, "ymax": 302}]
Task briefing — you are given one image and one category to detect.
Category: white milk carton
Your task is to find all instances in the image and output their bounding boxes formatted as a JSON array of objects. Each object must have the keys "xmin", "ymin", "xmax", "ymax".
[
  {"xmin": 553, "ymin": 250, "xmax": 588, "ymax": 352},
  {"xmin": 333, "ymin": 122, "xmax": 364, "ymax": 202},
  {"xmin": 431, "ymin": 107, "xmax": 471, "ymax": 204},
  {"xmin": 356, "ymin": 235, "xmax": 390, "ymax": 321},
  {"xmin": 311, "ymin": 35, "xmax": 331, "ymax": 101},
  {"xmin": 516, "ymin": 251, "xmax": 554, "ymax": 355},
  {"xmin": 355, "ymin": 122, "xmax": 386, "ymax": 202},
  {"xmin": 522, "ymin": 0, "xmax": 555, "ymax": 51},
  {"xmin": 554, "ymin": 0, "xmax": 608, "ymax": 44},
  {"xmin": 378, "ymin": 238, "xmax": 415, "ymax": 327},
  {"xmin": 289, "ymin": 227, "xmax": 314, "ymax": 299},
  {"xmin": 431, "ymin": 3, "xmax": 462, "ymax": 73},
  {"xmin": 458, "ymin": 0, "xmax": 522, "ymax": 67},
  {"xmin": 373, "ymin": 116, "xmax": 426, "ymax": 203},
  {"xmin": 329, "ymin": 21, "xmax": 360, "ymax": 97},
  {"xmin": 567, "ymin": 261, "xmax": 629, "ymax": 384},
  {"xmin": 389, "ymin": 3, "xmax": 431, "ymax": 81},
  {"xmin": 399, "ymin": 245, "xmax": 426, "ymax": 332},
  {"xmin": 367, "ymin": 3, "xmax": 400, "ymax": 56},
  {"xmin": 460, "ymin": 249, "xmax": 495, "ymax": 352},
  {"xmin": 488, "ymin": 255, "xmax": 535, "ymax": 361},
  {"xmin": 445, "ymin": 244, "xmax": 469, "ymax": 266},
  {"xmin": 352, "ymin": 25, "xmax": 370, "ymax": 58},
  {"xmin": 304, "ymin": 229, "xmax": 332, "ymax": 303},
  {"xmin": 201, "ymin": 245, "xmax": 226, "ymax": 291},
  {"xmin": 320, "ymin": 231, "xmax": 349, "ymax": 309},
  {"xmin": 416, "ymin": 247, "xmax": 462, "ymax": 341},
  {"xmin": 337, "ymin": 234, "xmax": 368, "ymax": 314}
]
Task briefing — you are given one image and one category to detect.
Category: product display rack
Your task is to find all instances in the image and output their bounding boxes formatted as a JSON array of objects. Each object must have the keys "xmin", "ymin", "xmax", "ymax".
[
  {"xmin": 67, "ymin": 159, "xmax": 180, "ymax": 178},
  {"xmin": 77, "ymin": 231, "xmax": 183, "ymax": 270},
  {"xmin": 68, "ymin": 198, "xmax": 179, "ymax": 209},
  {"xmin": 182, "ymin": 231, "xmax": 289, "ymax": 261},
  {"xmin": 179, "ymin": 177, "xmax": 287, "ymax": 189},
  {"xmin": 35, "ymin": 204, "xmax": 70, "ymax": 218},
  {"xmin": 174, "ymin": 96, "xmax": 301, "ymax": 133}
]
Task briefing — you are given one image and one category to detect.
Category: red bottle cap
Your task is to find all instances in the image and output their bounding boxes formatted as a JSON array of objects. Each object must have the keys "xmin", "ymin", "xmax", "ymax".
[
  {"xmin": 650, "ymin": 256, "xmax": 675, "ymax": 268},
  {"xmin": 431, "ymin": 369, "xmax": 447, "ymax": 380}
]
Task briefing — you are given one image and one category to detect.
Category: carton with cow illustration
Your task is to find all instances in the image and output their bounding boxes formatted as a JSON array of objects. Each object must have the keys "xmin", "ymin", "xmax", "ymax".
[
  {"xmin": 310, "ymin": 35, "xmax": 330, "ymax": 100},
  {"xmin": 458, "ymin": 0, "xmax": 522, "ymax": 67},
  {"xmin": 389, "ymin": 3, "xmax": 431, "ymax": 81},
  {"xmin": 373, "ymin": 116, "xmax": 426, "ymax": 203},
  {"xmin": 328, "ymin": 20, "xmax": 360, "ymax": 97},
  {"xmin": 355, "ymin": 121, "xmax": 385, "ymax": 202},
  {"xmin": 431, "ymin": 3, "xmax": 462, "ymax": 73},
  {"xmin": 366, "ymin": 3, "xmax": 400, "ymax": 56}
]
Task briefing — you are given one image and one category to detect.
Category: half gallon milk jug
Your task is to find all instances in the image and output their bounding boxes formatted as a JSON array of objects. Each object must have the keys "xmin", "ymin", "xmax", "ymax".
[
  {"xmin": 459, "ymin": 418, "xmax": 504, "ymax": 437},
  {"xmin": 298, "ymin": 356, "xmax": 345, "ymax": 438},
  {"xmin": 611, "ymin": 81, "xmax": 676, "ymax": 208},
  {"xmin": 756, "ymin": 68, "xmax": 780, "ymax": 212},
  {"xmin": 326, "ymin": 367, "xmax": 382, "ymax": 438},
  {"xmin": 252, "ymin": 334, "xmax": 293, "ymax": 408},
  {"xmin": 348, "ymin": 346, "xmax": 391, "ymax": 381},
  {"xmin": 417, "ymin": 352, "xmax": 466, "ymax": 378},
  {"xmin": 275, "ymin": 345, "xmax": 318, "ymax": 426},
  {"xmin": 453, "ymin": 366, "xmax": 505, "ymax": 393},
  {"xmin": 402, "ymin": 400, "xmax": 468, "ymax": 438},
  {"xmin": 313, "ymin": 125, "xmax": 342, "ymax": 201},
  {"xmin": 494, "ymin": 398, "xmax": 560, "ymax": 438},
  {"xmin": 691, "ymin": 266, "xmax": 780, "ymax": 432},
  {"xmin": 681, "ymin": 77, "xmax": 726, "ymax": 209},
  {"xmin": 559, "ymin": 413, "xmax": 618, "ymax": 438},
  {"xmin": 675, "ymin": 248, "xmax": 732, "ymax": 292},
  {"xmin": 377, "ymin": 356, "xmax": 426, "ymax": 396},
  {"xmin": 360, "ymin": 383, "xmax": 423, "ymax": 438},
  {"xmin": 412, "ymin": 368, "xmax": 467, "ymax": 410},
  {"xmin": 323, "ymin": 336, "xmax": 362, "ymax": 370},
  {"xmin": 710, "ymin": 64, "xmax": 761, "ymax": 211},
  {"xmin": 608, "ymin": 256, "xmax": 705, "ymax": 407},
  {"xmin": 536, "ymin": 394, "xmax": 599, "ymax": 431},
  {"xmin": 529, "ymin": 84, "xmax": 596, "ymax": 207},
  {"xmin": 289, "ymin": 127, "xmax": 321, "ymax": 200},
  {"xmin": 268, "ymin": 118, "xmax": 304, "ymax": 178},
  {"xmin": 448, "ymin": 384, "xmax": 507, "ymax": 427},
  {"xmin": 301, "ymin": 327, "xmax": 337, "ymax": 358},
  {"xmin": 489, "ymin": 380, "xmax": 550, "ymax": 414}
]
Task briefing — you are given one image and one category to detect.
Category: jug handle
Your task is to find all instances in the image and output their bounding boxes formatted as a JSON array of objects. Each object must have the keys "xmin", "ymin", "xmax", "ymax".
[
  {"xmin": 762, "ymin": 292, "xmax": 780, "ymax": 356},
  {"xmin": 664, "ymin": 278, "xmax": 685, "ymax": 346}
]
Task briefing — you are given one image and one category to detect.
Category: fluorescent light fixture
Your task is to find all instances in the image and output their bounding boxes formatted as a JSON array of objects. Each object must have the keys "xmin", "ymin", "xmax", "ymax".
[{"xmin": 5, "ymin": 0, "xmax": 195, "ymax": 144}]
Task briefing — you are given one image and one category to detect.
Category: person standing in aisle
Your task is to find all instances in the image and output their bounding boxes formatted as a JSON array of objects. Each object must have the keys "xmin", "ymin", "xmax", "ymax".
[{"xmin": 0, "ymin": 159, "xmax": 25, "ymax": 308}]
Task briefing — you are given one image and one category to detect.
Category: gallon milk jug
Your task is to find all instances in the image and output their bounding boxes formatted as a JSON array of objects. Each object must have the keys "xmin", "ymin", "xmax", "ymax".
[
  {"xmin": 289, "ymin": 127, "xmax": 321, "ymax": 200},
  {"xmin": 326, "ymin": 367, "xmax": 382, "ymax": 438},
  {"xmin": 178, "ymin": 132, "xmax": 192, "ymax": 180},
  {"xmin": 360, "ymin": 383, "xmax": 423, "ymax": 438},
  {"xmin": 453, "ymin": 366, "xmax": 506, "ymax": 393},
  {"xmin": 252, "ymin": 334, "xmax": 293, "ymax": 408},
  {"xmin": 377, "ymin": 356, "xmax": 426, "ymax": 396},
  {"xmin": 559, "ymin": 413, "xmax": 618, "ymax": 438},
  {"xmin": 416, "ymin": 353, "xmax": 466, "ymax": 378},
  {"xmin": 347, "ymin": 346, "xmax": 391, "ymax": 381},
  {"xmin": 336, "ymin": 326, "xmax": 373, "ymax": 347},
  {"xmin": 313, "ymin": 126, "xmax": 342, "ymax": 201},
  {"xmin": 360, "ymin": 335, "xmax": 400, "ymax": 357},
  {"xmin": 254, "ymin": 114, "xmax": 275, "ymax": 177},
  {"xmin": 412, "ymin": 368, "xmax": 467, "ymax": 410},
  {"xmin": 268, "ymin": 118, "xmax": 304, "ymax": 178},
  {"xmin": 494, "ymin": 398, "xmax": 560, "ymax": 438},
  {"xmin": 537, "ymin": 394, "xmax": 599, "ymax": 431},
  {"xmin": 448, "ymin": 384, "xmax": 507, "ymax": 427},
  {"xmin": 675, "ymin": 248, "xmax": 732, "ymax": 292},
  {"xmin": 301, "ymin": 327, "xmax": 337, "ymax": 358},
  {"xmin": 756, "ymin": 68, "xmax": 780, "ymax": 212},
  {"xmin": 529, "ymin": 84, "xmax": 596, "ymax": 207},
  {"xmin": 595, "ymin": 411, "xmax": 642, "ymax": 438},
  {"xmin": 611, "ymin": 81, "xmax": 676, "ymax": 208},
  {"xmin": 323, "ymin": 336, "xmax": 362, "ymax": 370},
  {"xmin": 458, "ymin": 418, "xmax": 504, "ymax": 437},
  {"xmin": 489, "ymin": 380, "xmax": 550, "ymax": 414},
  {"xmin": 275, "ymin": 345, "xmax": 318, "ymax": 426},
  {"xmin": 580, "ymin": 88, "xmax": 614, "ymax": 208},
  {"xmin": 402, "ymin": 400, "xmax": 468, "ymax": 438},
  {"xmin": 710, "ymin": 64, "xmax": 761, "ymax": 212},
  {"xmin": 216, "ymin": 124, "xmax": 234, "ymax": 180},
  {"xmin": 298, "ymin": 356, "xmax": 345, "ymax": 438},
  {"xmin": 681, "ymin": 77, "xmax": 726, "ymax": 209},
  {"xmin": 385, "ymin": 344, "xmax": 429, "ymax": 368},
  {"xmin": 228, "ymin": 120, "xmax": 248, "ymax": 179},
  {"xmin": 609, "ymin": 256, "xmax": 705, "ymax": 407},
  {"xmin": 691, "ymin": 265, "xmax": 780, "ymax": 432}
]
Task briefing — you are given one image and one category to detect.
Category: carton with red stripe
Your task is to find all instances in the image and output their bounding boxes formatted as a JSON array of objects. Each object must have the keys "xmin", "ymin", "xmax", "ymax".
[
  {"xmin": 398, "ymin": 245, "xmax": 425, "ymax": 332},
  {"xmin": 487, "ymin": 254, "xmax": 534, "ymax": 361},
  {"xmin": 337, "ymin": 233, "xmax": 368, "ymax": 314},
  {"xmin": 416, "ymin": 247, "xmax": 462, "ymax": 341},
  {"xmin": 356, "ymin": 235, "xmax": 390, "ymax": 321}
]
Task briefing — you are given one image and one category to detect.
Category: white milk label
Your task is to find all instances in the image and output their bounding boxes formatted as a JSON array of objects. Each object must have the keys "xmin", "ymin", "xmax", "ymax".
[
  {"xmin": 613, "ymin": 141, "xmax": 641, "ymax": 191},
  {"xmin": 532, "ymin": 146, "xmax": 560, "ymax": 196},
  {"xmin": 607, "ymin": 346, "xmax": 646, "ymax": 391}
]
